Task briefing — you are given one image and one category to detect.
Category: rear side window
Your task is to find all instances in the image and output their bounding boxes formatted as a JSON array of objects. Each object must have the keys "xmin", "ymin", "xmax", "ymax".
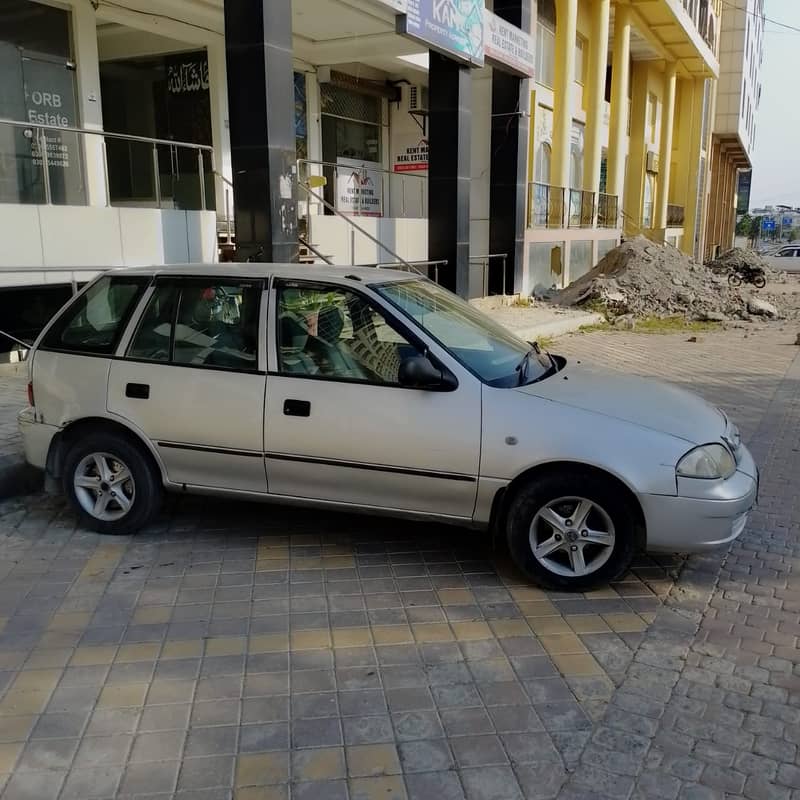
[
  {"xmin": 127, "ymin": 281, "xmax": 261, "ymax": 371},
  {"xmin": 41, "ymin": 276, "xmax": 147, "ymax": 355}
]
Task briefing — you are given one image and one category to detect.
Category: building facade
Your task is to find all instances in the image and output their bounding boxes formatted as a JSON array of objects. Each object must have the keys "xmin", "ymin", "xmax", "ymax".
[
  {"xmin": 705, "ymin": 0, "xmax": 764, "ymax": 259},
  {"xmin": 0, "ymin": 0, "xmax": 735, "ymax": 350}
]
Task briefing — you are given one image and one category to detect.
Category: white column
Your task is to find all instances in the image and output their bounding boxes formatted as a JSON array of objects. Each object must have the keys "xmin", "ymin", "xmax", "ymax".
[
  {"xmin": 207, "ymin": 39, "xmax": 232, "ymax": 214},
  {"xmin": 70, "ymin": 0, "xmax": 106, "ymax": 206}
]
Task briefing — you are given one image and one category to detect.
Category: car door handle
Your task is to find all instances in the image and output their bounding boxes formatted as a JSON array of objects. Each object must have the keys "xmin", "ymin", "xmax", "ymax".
[
  {"xmin": 126, "ymin": 383, "xmax": 150, "ymax": 399},
  {"xmin": 283, "ymin": 399, "xmax": 310, "ymax": 417}
]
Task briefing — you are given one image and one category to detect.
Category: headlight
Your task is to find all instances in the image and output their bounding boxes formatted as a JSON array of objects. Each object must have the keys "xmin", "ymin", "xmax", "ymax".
[{"xmin": 676, "ymin": 444, "xmax": 736, "ymax": 480}]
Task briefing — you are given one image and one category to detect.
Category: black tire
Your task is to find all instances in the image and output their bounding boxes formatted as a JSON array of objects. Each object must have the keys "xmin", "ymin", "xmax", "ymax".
[
  {"xmin": 505, "ymin": 469, "xmax": 639, "ymax": 591},
  {"xmin": 728, "ymin": 272, "xmax": 742, "ymax": 287},
  {"xmin": 752, "ymin": 275, "xmax": 766, "ymax": 289},
  {"xmin": 63, "ymin": 430, "xmax": 162, "ymax": 535}
]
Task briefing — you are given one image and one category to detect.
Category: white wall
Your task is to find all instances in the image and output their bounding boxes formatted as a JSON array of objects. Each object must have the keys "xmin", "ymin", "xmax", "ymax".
[
  {"xmin": 308, "ymin": 216, "xmax": 427, "ymax": 266},
  {"xmin": 0, "ymin": 206, "xmax": 217, "ymax": 281}
]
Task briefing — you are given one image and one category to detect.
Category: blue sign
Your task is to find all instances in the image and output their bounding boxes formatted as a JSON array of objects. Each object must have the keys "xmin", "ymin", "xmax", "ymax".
[
  {"xmin": 762, "ymin": 219, "xmax": 776, "ymax": 231},
  {"xmin": 397, "ymin": 0, "xmax": 484, "ymax": 66},
  {"xmin": 783, "ymin": 217, "xmax": 793, "ymax": 227}
]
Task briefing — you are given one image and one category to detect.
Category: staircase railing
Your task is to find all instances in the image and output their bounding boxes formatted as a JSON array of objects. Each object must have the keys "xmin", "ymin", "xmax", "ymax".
[{"xmin": 295, "ymin": 180, "xmax": 424, "ymax": 275}]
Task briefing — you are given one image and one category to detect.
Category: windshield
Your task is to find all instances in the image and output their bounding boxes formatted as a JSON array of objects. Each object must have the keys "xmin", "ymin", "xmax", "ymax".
[{"xmin": 376, "ymin": 279, "xmax": 554, "ymax": 387}]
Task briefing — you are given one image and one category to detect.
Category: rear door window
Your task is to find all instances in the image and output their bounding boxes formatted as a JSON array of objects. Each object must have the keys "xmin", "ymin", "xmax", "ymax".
[
  {"xmin": 127, "ymin": 280, "xmax": 261, "ymax": 371},
  {"xmin": 41, "ymin": 275, "xmax": 148, "ymax": 355}
]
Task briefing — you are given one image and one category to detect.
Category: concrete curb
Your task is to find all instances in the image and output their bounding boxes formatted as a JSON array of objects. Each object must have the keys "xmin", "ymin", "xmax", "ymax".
[{"xmin": 511, "ymin": 311, "xmax": 604, "ymax": 342}]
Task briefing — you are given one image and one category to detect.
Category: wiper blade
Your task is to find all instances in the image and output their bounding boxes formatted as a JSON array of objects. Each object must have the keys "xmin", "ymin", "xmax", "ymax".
[{"xmin": 516, "ymin": 342, "xmax": 541, "ymax": 385}]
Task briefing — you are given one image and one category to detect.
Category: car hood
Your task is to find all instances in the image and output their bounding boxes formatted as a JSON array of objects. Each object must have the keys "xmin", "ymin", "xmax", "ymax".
[{"xmin": 516, "ymin": 363, "xmax": 725, "ymax": 445}]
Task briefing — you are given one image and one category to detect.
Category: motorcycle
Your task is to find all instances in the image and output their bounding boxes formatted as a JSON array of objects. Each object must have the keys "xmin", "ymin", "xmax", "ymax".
[{"xmin": 728, "ymin": 265, "xmax": 766, "ymax": 289}]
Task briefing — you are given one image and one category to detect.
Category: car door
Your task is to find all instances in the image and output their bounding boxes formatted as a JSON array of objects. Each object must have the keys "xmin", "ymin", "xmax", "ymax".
[
  {"xmin": 108, "ymin": 276, "xmax": 268, "ymax": 493},
  {"xmin": 263, "ymin": 279, "xmax": 481, "ymax": 519}
]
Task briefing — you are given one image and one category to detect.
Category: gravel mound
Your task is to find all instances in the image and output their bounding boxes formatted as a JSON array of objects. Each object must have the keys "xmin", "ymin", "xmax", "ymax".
[{"xmin": 551, "ymin": 236, "xmax": 796, "ymax": 322}]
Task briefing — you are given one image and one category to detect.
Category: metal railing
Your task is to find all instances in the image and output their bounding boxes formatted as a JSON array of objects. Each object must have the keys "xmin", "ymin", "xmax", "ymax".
[
  {"xmin": 528, "ymin": 182, "xmax": 565, "ymax": 229},
  {"xmin": 296, "ymin": 180, "xmax": 423, "ymax": 275},
  {"xmin": 597, "ymin": 193, "xmax": 619, "ymax": 228},
  {"xmin": 470, "ymin": 254, "xmax": 509, "ymax": 297},
  {"xmin": 297, "ymin": 158, "xmax": 426, "ymax": 221},
  {"xmin": 568, "ymin": 189, "xmax": 595, "ymax": 228},
  {"xmin": 375, "ymin": 260, "xmax": 448, "ymax": 285},
  {"xmin": 0, "ymin": 117, "xmax": 215, "ymax": 212},
  {"xmin": 681, "ymin": 0, "xmax": 717, "ymax": 51},
  {"xmin": 667, "ymin": 204, "xmax": 686, "ymax": 227}
]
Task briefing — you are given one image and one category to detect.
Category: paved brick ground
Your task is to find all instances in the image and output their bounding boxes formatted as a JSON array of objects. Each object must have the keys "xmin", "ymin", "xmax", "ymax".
[{"xmin": 0, "ymin": 325, "xmax": 796, "ymax": 800}]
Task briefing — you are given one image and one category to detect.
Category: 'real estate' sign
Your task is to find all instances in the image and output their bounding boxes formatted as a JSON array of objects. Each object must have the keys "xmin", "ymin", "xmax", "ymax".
[
  {"xmin": 397, "ymin": 0, "xmax": 484, "ymax": 66},
  {"xmin": 483, "ymin": 9, "xmax": 535, "ymax": 78},
  {"xmin": 394, "ymin": 138, "xmax": 428, "ymax": 172},
  {"xmin": 336, "ymin": 158, "xmax": 384, "ymax": 217}
]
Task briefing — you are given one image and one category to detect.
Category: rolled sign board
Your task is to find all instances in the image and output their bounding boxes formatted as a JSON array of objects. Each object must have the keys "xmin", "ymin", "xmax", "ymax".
[
  {"xmin": 483, "ymin": 9, "xmax": 535, "ymax": 78},
  {"xmin": 397, "ymin": 0, "xmax": 484, "ymax": 67}
]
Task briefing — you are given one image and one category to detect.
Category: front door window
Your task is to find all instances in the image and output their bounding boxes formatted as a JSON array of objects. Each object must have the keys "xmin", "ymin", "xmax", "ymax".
[{"xmin": 276, "ymin": 284, "xmax": 420, "ymax": 384}]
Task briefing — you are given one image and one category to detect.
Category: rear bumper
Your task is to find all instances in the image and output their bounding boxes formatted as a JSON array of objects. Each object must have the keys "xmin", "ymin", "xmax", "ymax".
[
  {"xmin": 642, "ymin": 452, "xmax": 758, "ymax": 553},
  {"xmin": 18, "ymin": 408, "xmax": 59, "ymax": 471}
]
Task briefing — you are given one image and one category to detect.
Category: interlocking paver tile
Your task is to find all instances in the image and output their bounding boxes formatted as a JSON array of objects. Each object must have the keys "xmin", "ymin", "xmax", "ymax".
[{"xmin": 0, "ymin": 327, "xmax": 798, "ymax": 800}]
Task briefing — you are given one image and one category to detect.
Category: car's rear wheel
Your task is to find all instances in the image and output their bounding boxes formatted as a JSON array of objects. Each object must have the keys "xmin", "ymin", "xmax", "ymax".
[
  {"xmin": 63, "ymin": 432, "xmax": 162, "ymax": 535},
  {"xmin": 505, "ymin": 470, "xmax": 638, "ymax": 591}
]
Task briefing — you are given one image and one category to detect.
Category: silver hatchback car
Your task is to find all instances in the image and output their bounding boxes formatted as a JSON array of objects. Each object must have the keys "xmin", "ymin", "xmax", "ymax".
[{"xmin": 19, "ymin": 264, "xmax": 757, "ymax": 590}]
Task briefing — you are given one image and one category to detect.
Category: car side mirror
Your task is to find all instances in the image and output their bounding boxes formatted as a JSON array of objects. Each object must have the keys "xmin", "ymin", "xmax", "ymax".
[{"xmin": 398, "ymin": 355, "xmax": 457, "ymax": 391}]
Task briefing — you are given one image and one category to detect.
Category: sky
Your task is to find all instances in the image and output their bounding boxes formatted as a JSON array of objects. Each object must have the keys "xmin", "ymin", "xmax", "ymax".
[{"xmin": 749, "ymin": 0, "xmax": 800, "ymax": 208}]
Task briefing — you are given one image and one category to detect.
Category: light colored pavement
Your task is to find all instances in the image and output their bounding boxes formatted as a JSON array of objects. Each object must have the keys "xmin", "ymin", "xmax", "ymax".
[{"xmin": 0, "ymin": 325, "xmax": 796, "ymax": 800}]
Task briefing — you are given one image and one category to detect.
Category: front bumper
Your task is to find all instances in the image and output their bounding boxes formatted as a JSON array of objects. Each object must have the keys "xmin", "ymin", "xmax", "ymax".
[
  {"xmin": 641, "ymin": 444, "xmax": 758, "ymax": 553},
  {"xmin": 18, "ymin": 407, "xmax": 59, "ymax": 471}
]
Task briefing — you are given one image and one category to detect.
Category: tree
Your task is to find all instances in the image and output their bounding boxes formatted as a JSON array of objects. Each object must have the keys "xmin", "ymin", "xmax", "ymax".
[{"xmin": 736, "ymin": 214, "xmax": 753, "ymax": 237}]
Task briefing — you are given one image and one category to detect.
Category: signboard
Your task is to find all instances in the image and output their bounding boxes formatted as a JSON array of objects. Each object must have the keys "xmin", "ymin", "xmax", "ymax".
[
  {"xmin": 166, "ymin": 53, "xmax": 209, "ymax": 95},
  {"xmin": 762, "ymin": 218, "xmax": 776, "ymax": 232},
  {"xmin": 483, "ymin": 9, "xmax": 535, "ymax": 77},
  {"xmin": 735, "ymin": 170, "xmax": 752, "ymax": 215},
  {"xmin": 394, "ymin": 138, "xmax": 428, "ymax": 172},
  {"xmin": 782, "ymin": 217, "xmax": 793, "ymax": 227},
  {"xmin": 22, "ymin": 57, "xmax": 84, "ymax": 205},
  {"xmin": 336, "ymin": 158, "xmax": 383, "ymax": 217},
  {"xmin": 397, "ymin": 0, "xmax": 484, "ymax": 66}
]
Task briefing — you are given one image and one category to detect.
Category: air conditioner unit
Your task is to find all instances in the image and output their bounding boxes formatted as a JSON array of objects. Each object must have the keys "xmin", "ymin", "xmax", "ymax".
[
  {"xmin": 408, "ymin": 84, "xmax": 429, "ymax": 113},
  {"xmin": 646, "ymin": 150, "xmax": 660, "ymax": 174}
]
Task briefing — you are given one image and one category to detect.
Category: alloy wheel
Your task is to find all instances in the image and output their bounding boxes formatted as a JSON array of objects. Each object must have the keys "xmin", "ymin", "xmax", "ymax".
[
  {"xmin": 73, "ymin": 452, "xmax": 136, "ymax": 522},
  {"xmin": 529, "ymin": 496, "xmax": 616, "ymax": 578}
]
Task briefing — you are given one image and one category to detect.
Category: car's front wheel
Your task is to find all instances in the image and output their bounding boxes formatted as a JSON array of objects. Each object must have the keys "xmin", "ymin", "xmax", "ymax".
[
  {"xmin": 505, "ymin": 469, "xmax": 638, "ymax": 591},
  {"xmin": 63, "ymin": 432, "xmax": 162, "ymax": 535}
]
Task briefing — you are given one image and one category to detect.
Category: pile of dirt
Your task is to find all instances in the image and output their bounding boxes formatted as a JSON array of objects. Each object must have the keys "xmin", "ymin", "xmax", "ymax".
[{"xmin": 550, "ymin": 236, "xmax": 796, "ymax": 322}]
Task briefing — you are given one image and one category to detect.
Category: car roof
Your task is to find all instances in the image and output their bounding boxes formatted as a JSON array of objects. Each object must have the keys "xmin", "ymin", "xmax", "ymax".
[{"xmin": 105, "ymin": 263, "xmax": 421, "ymax": 285}]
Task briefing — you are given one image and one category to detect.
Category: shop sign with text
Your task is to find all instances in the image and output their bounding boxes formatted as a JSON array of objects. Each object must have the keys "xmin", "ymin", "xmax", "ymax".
[
  {"xmin": 484, "ymin": 9, "xmax": 535, "ymax": 77},
  {"xmin": 397, "ymin": 0, "xmax": 484, "ymax": 66},
  {"xmin": 394, "ymin": 138, "xmax": 428, "ymax": 172},
  {"xmin": 336, "ymin": 158, "xmax": 384, "ymax": 217}
]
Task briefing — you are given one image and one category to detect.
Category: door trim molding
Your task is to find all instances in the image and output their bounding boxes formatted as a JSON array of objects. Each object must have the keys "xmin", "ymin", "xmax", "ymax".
[
  {"xmin": 264, "ymin": 451, "xmax": 477, "ymax": 483},
  {"xmin": 157, "ymin": 441, "xmax": 263, "ymax": 458}
]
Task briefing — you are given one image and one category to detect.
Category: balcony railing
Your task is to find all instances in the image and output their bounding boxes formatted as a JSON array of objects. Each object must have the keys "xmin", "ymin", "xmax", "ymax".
[
  {"xmin": 682, "ymin": 0, "xmax": 718, "ymax": 52},
  {"xmin": 528, "ymin": 182, "xmax": 565, "ymax": 228},
  {"xmin": 0, "ymin": 117, "xmax": 215, "ymax": 212},
  {"xmin": 597, "ymin": 193, "xmax": 619, "ymax": 228},
  {"xmin": 568, "ymin": 189, "xmax": 595, "ymax": 228},
  {"xmin": 667, "ymin": 204, "xmax": 686, "ymax": 226}
]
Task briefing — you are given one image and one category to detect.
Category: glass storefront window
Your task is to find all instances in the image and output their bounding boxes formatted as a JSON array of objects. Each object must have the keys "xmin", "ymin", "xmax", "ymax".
[
  {"xmin": 320, "ymin": 84, "xmax": 384, "ymax": 216},
  {"xmin": 0, "ymin": 1, "xmax": 84, "ymax": 206}
]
